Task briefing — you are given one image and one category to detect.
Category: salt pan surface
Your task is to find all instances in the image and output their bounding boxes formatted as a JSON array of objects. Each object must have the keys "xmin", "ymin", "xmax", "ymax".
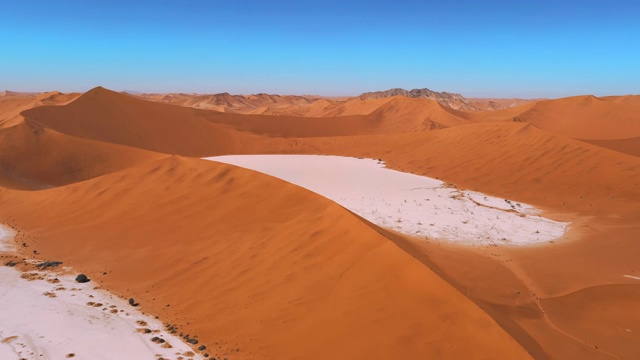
[
  {"xmin": 0, "ymin": 227, "xmax": 203, "ymax": 360},
  {"xmin": 206, "ymin": 155, "xmax": 568, "ymax": 245}
]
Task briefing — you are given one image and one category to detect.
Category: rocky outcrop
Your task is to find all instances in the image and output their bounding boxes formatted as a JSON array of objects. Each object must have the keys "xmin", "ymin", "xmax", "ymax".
[{"xmin": 359, "ymin": 88, "xmax": 475, "ymax": 110}]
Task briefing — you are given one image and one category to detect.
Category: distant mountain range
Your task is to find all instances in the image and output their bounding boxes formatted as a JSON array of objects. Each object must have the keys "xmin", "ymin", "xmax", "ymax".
[
  {"xmin": 359, "ymin": 88, "xmax": 472, "ymax": 110},
  {"xmin": 131, "ymin": 87, "xmax": 536, "ymax": 114},
  {"xmin": 359, "ymin": 88, "xmax": 536, "ymax": 111}
]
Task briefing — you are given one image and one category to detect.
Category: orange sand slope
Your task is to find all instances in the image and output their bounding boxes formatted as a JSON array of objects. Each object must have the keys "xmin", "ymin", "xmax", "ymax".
[
  {"xmin": 583, "ymin": 136, "xmax": 640, "ymax": 157},
  {"xmin": 516, "ymin": 95, "xmax": 640, "ymax": 140},
  {"xmin": 136, "ymin": 88, "xmax": 640, "ymax": 157},
  {"xmin": 290, "ymin": 122, "xmax": 640, "ymax": 216},
  {"xmin": 0, "ymin": 120, "xmax": 163, "ymax": 190},
  {"xmin": 0, "ymin": 90, "xmax": 79, "ymax": 129},
  {"xmin": 23, "ymin": 88, "xmax": 471, "ymax": 153},
  {"xmin": 0, "ymin": 156, "xmax": 531, "ymax": 359},
  {"xmin": 3, "ymin": 86, "xmax": 640, "ymax": 359}
]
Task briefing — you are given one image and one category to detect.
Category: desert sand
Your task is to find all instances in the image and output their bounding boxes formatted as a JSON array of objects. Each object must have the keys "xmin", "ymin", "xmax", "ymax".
[
  {"xmin": 207, "ymin": 155, "xmax": 567, "ymax": 245},
  {"xmin": 1, "ymin": 86, "xmax": 639, "ymax": 359},
  {"xmin": 0, "ymin": 91, "xmax": 79, "ymax": 129},
  {"xmin": 0, "ymin": 226, "xmax": 204, "ymax": 360}
]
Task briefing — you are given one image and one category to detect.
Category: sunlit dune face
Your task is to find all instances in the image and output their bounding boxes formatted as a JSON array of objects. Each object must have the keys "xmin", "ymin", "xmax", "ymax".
[{"xmin": 207, "ymin": 155, "xmax": 568, "ymax": 246}]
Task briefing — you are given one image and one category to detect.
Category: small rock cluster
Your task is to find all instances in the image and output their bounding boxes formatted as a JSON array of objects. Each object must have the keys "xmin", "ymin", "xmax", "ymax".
[{"xmin": 35, "ymin": 261, "xmax": 63, "ymax": 270}]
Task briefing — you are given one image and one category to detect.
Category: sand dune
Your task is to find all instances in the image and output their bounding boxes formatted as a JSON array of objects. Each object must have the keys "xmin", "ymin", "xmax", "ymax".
[
  {"xmin": 262, "ymin": 96, "xmax": 399, "ymax": 117},
  {"xmin": 208, "ymin": 155, "xmax": 567, "ymax": 245},
  {"xmin": 541, "ymin": 284, "xmax": 640, "ymax": 359},
  {"xmin": 0, "ymin": 156, "xmax": 531, "ymax": 359},
  {"xmin": 365, "ymin": 97, "xmax": 470, "ymax": 130},
  {"xmin": 0, "ymin": 119, "xmax": 164, "ymax": 190},
  {"xmin": 23, "ymin": 88, "xmax": 470, "ymax": 157},
  {"xmin": 0, "ymin": 91, "xmax": 79, "ymax": 129},
  {"xmin": 264, "ymin": 96, "xmax": 471, "ymax": 129},
  {"xmin": 3, "ymin": 85, "xmax": 640, "ymax": 359},
  {"xmin": 21, "ymin": 87, "xmax": 241, "ymax": 156},
  {"xmin": 466, "ymin": 97, "xmax": 542, "ymax": 111},
  {"xmin": 441, "ymin": 101, "xmax": 538, "ymax": 123},
  {"xmin": 0, "ymin": 227, "xmax": 205, "ymax": 360},
  {"xmin": 282, "ymin": 122, "xmax": 640, "ymax": 216},
  {"xmin": 516, "ymin": 95, "xmax": 640, "ymax": 140}
]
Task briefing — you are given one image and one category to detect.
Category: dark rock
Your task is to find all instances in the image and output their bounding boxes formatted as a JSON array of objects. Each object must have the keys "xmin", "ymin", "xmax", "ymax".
[
  {"xmin": 5, "ymin": 260, "xmax": 18, "ymax": 267},
  {"xmin": 128, "ymin": 298, "xmax": 139, "ymax": 307},
  {"xmin": 36, "ymin": 261, "xmax": 63, "ymax": 270},
  {"xmin": 75, "ymin": 274, "xmax": 90, "ymax": 283},
  {"xmin": 150, "ymin": 336, "xmax": 165, "ymax": 344},
  {"xmin": 198, "ymin": 345, "xmax": 207, "ymax": 351},
  {"xmin": 358, "ymin": 87, "xmax": 479, "ymax": 111}
]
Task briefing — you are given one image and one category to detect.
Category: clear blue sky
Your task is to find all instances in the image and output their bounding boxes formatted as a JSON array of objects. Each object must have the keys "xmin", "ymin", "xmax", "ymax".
[{"xmin": 1, "ymin": 0, "xmax": 639, "ymax": 97}]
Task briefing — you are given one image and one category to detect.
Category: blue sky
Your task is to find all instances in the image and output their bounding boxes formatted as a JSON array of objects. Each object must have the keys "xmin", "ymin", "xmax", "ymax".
[{"xmin": 1, "ymin": 0, "xmax": 639, "ymax": 97}]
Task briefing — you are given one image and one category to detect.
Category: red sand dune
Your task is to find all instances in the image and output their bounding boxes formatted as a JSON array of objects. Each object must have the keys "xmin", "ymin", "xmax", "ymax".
[
  {"xmin": 466, "ymin": 97, "xmax": 542, "ymax": 111},
  {"xmin": 0, "ymin": 91, "xmax": 79, "ymax": 129},
  {"xmin": 264, "ymin": 96, "xmax": 401, "ymax": 117},
  {"xmin": 0, "ymin": 156, "xmax": 531, "ymax": 359},
  {"xmin": 23, "ymin": 88, "xmax": 471, "ymax": 153},
  {"xmin": 3, "ymin": 86, "xmax": 640, "ymax": 359},
  {"xmin": 282, "ymin": 122, "xmax": 640, "ymax": 216},
  {"xmin": 0, "ymin": 120, "xmax": 162, "ymax": 190},
  {"xmin": 515, "ymin": 95, "xmax": 640, "ymax": 140}
]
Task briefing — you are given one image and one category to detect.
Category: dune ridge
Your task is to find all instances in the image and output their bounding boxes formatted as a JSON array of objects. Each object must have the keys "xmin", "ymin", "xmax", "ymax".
[
  {"xmin": 3, "ymin": 85, "xmax": 640, "ymax": 359},
  {"xmin": 515, "ymin": 95, "xmax": 640, "ymax": 140},
  {"xmin": 0, "ymin": 156, "xmax": 532, "ymax": 359},
  {"xmin": 0, "ymin": 91, "xmax": 79, "ymax": 129},
  {"xmin": 278, "ymin": 122, "xmax": 640, "ymax": 217},
  {"xmin": 0, "ymin": 119, "xmax": 164, "ymax": 190}
]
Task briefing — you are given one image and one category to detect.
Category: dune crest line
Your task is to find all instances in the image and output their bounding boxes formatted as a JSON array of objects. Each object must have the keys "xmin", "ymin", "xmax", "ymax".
[{"xmin": 207, "ymin": 155, "xmax": 568, "ymax": 246}]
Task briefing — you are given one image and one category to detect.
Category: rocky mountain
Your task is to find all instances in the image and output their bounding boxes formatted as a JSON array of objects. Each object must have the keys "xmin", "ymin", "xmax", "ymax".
[
  {"xmin": 134, "ymin": 92, "xmax": 318, "ymax": 114},
  {"xmin": 359, "ymin": 88, "xmax": 475, "ymax": 110}
]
